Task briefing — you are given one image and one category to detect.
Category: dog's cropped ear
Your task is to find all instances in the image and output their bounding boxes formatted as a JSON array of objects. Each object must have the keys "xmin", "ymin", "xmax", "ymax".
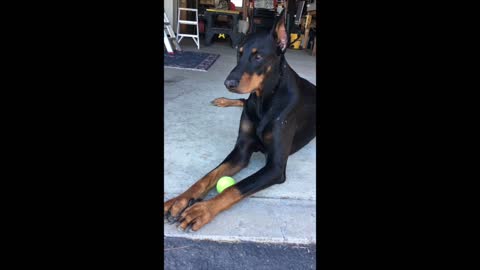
[{"xmin": 271, "ymin": 10, "xmax": 288, "ymax": 54}]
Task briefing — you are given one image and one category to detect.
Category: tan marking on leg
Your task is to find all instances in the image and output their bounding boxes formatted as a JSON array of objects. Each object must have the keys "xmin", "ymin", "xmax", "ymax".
[
  {"xmin": 239, "ymin": 47, "xmax": 243, "ymax": 53},
  {"xmin": 209, "ymin": 186, "xmax": 244, "ymax": 214},
  {"xmin": 183, "ymin": 162, "xmax": 244, "ymax": 199},
  {"xmin": 251, "ymin": 48, "xmax": 257, "ymax": 54},
  {"xmin": 212, "ymin": 97, "xmax": 244, "ymax": 107},
  {"xmin": 177, "ymin": 187, "xmax": 244, "ymax": 231}
]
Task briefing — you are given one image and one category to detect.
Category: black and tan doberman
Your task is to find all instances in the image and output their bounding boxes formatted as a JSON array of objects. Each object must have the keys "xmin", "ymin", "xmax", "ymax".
[{"xmin": 164, "ymin": 11, "xmax": 316, "ymax": 231}]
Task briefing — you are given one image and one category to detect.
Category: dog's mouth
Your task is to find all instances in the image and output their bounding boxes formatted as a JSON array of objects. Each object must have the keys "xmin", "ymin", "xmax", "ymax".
[
  {"xmin": 227, "ymin": 86, "xmax": 254, "ymax": 94},
  {"xmin": 224, "ymin": 79, "xmax": 254, "ymax": 94},
  {"xmin": 228, "ymin": 73, "xmax": 265, "ymax": 95}
]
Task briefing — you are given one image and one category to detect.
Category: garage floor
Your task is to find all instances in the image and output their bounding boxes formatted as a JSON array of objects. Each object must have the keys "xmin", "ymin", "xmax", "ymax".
[{"xmin": 164, "ymin": 38, "xmax": 317, "ymax": 244}]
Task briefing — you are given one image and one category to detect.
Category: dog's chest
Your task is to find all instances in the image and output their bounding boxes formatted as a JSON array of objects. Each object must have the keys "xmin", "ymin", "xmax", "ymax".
[
  {"xmin": 245, "ymin": 93, "xmax": 274, "ymax": 119},
  {"xmin": 246, "ymin": 101, "xmax": 279, "ymax": 144}
]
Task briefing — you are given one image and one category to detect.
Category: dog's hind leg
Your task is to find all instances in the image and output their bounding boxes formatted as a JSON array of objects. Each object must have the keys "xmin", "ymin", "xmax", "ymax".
[{"xmin": 211, "ymin": 97, "xmax": 245, "ymax": 107}]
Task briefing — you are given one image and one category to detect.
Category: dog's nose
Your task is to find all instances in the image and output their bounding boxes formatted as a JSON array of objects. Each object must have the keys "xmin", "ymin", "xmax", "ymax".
[{"xmin": 224, "ymin": 80, "xmax": 239, "ymax": 90}]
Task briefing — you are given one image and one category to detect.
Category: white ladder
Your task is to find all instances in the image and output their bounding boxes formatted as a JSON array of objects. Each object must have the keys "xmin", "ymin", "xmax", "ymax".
[
  {"xmin": 176, "ymin": 8, "xmax": 200, "ymax": 49},
  {"xmin": 164, "ymin": 12, "xmax": 181, "ymax": 54}
]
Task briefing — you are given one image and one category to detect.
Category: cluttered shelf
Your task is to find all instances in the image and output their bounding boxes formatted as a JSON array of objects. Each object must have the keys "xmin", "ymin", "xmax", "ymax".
[
  {"xmin": 195, "ymin": 0, "xmax": 316, "ymax": 55},
  {"xmin": 300, "ymin": 9, "xmax": 316, "ymax": 55}
]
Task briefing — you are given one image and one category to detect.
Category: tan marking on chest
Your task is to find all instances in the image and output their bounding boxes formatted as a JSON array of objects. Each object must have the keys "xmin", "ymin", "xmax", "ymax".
[
  {"xmin": 263, "ymin": 131, "xmax": 273, "ymax": 143},
  {"xmin": 240, "ymin": 120, "xmax": 254, "ymax": 133}
]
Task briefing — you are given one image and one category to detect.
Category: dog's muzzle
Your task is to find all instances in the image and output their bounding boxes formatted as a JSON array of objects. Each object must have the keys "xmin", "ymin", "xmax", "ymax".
[{"xmin": 224, "ymin": 80, "xmax": 239, "ymax": 91}]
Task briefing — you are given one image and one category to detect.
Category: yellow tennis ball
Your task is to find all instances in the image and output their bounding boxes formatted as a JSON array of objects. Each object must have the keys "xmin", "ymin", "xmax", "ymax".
[{"xmin": 216, "ymin": 176, "xmax": 236, "ymax": 193}]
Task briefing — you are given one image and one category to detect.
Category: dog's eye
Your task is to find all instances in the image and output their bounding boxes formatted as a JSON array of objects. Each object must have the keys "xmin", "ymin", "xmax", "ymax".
[{"xmin": 255, "ymin": 54, "xmax": 263, "ymax": 61}]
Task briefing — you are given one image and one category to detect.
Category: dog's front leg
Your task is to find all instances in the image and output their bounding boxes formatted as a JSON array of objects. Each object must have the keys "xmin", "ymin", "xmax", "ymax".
[
  {"xmin": 164, "ymin": 112, "xmax": 258, "ymax": 223},
  {"xmin": 177, "ymin": 116, "xmax": 297, "ymax": 231},
  {"xmin": 211, "ymin": 97, "xmax": 246, "ymax": 107},
  {"xmin": 164, "ymin": 144, "xmax": 253, "ymax": 223}
]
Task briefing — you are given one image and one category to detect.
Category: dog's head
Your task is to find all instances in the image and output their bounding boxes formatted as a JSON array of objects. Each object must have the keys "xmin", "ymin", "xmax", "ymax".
[{"xmin": 224, "ymin": 11, "xmax": 288, "ymax": 95}]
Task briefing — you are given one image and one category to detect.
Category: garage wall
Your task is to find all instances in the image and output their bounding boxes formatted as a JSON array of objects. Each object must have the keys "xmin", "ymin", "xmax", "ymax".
[{"xmin": 164, "ymin": 0, "xmax": 178, "ymax": 32}]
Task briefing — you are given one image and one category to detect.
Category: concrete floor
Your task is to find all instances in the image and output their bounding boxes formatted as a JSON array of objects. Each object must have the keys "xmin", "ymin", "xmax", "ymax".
[{"xmin": 164, "ymin": 38, "xmax": 317, "ymax": 243}]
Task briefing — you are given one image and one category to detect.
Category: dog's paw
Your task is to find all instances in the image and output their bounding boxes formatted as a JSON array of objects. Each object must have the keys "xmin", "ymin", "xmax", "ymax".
[
  {"xmin": 211, "ymin": 97, "xmax": 229, "ymax": 107},
  {"xmin": 164, "ymin": 196, "xmax": 202, "ymax": 224},
  {"xmin": 176, "ymin": 201, "xmax": 217, "ymax": 232}
]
